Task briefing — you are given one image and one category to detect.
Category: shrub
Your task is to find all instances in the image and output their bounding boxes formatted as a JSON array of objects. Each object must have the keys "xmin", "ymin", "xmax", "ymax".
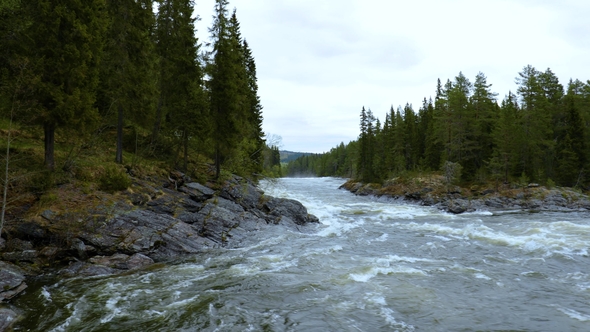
[{"xmin": 99, "ymin": 165, "xmax": 131, "ymax": 192}]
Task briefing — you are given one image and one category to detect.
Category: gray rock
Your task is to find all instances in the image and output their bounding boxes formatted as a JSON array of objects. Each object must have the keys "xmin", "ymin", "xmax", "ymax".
[
  {"xmin": 485, "ymin": 197, "xmax": 505, "ymax": 208},
  {"xmin": 447, "ymin": 199, "xmax": 468, "ymax": 214},
  {"xmin": 0, "ymin": 307, "xmax": 18, "ymax": 332},
  {"xmin": 0, "ymin": 261, "xmax": 27, "ymax": 301},
  {"xmin": 0, "ymin": 238, "xmax": 4, "ymax": 250},
  {"xmin": 15, "ymin": 222, "xmax": 47, "ymax": 239},
  {"xmin": 126, "ymin": 253, "xmax": 154, "ymax": 270},
  {"xmin": 5, "ymin": 239, "xmax": 33, "ymax": 251},
  {"xmin": 262, "ymin": 197, "xmax": 319, "ymax": 225},
  {"xmin": 41, "ymin": 209, "xmax": 57, "ymax": 221},
  {"xmin": 219, "ymin": 176, "xmax": 263, "ymax": 210},
  {"xmin": 59, "ymin": 261, "xmax": 121, "ymax": 277},
  {"xmin": 89, "ymin": 253, "xmax": 130, "ymax": 269},
  {"xmin": 182, "ymin": 182, "xmax": 215, "ymax": 201},
  {"xmin": 39, "ymin": 246, "xmax": 59, "ymax": 258},
  {"xmin": 2, "ymin": 250, "xmax": 38, "ymax": 262}
]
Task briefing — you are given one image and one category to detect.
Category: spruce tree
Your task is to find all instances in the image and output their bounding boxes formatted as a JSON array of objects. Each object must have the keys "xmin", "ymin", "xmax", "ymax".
[
  {"xmin": 155, "ymin": 0, "xmax": 207, "ymax": 169},
  {"xmin": 515, "ymin": 65, "xmax": 553, "ymax": 181},
  {"xmin": 24, "ymin": 0, "xmax": 108, "ymax": 170},
  {"xmin": 99, "ymin": 0, "xmax": 158, "ymax": 164},
  {"xmin": 208, "ymin": 0, "xmax": 247, "ymax": 178}
]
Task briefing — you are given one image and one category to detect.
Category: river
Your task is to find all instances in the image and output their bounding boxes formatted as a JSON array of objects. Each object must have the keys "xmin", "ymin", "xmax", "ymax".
[{"xmin": 11, "ymin": 177, "xmax": 590, "ymax": 331}]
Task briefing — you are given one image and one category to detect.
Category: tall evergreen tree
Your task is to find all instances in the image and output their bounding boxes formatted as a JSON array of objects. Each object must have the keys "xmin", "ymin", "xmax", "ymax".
[
  {"xmin": 99, "ymin": 0, "xmax": 158, "ymax": 164},
  {"xmin": 515, "ymin": 65, "xmax": 552, "ymax": 181},
  {"xmin": 155, "ymin": 0, "xmax": 207, "ymax": 169},
  {"xmin": 24, "ymin": 0, "xmax": 108, "ymax": 170},
  {"xmin": 208, "ymin": 0, "xmax": 247, "ymax": 178},
  {"xmin": 469, "ymin": 72, "xmax": 498, "ymax": 177},
  {"xmin": 242, "ymin": 39, "xmax": 265, "ymax": 175}
]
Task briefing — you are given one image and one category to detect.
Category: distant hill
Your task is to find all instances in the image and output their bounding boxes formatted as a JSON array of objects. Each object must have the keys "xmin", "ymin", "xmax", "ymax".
[{"xmin": 280, "ymin": 150, "xmax": 314, "ymax": 163}]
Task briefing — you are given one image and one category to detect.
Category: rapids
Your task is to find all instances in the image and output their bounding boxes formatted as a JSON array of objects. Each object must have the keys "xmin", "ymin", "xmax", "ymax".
[{"xmin": 11, "ymin": 177, "xmax": 590, "ymax": 331}]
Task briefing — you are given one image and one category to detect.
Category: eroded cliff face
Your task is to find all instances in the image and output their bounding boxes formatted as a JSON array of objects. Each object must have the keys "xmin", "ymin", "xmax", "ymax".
[{"xmin": 0, "ymin": 173, "xmax": 319, "ymax": 324}]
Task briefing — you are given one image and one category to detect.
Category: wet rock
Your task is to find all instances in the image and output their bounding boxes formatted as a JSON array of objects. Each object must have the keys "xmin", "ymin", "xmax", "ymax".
[
  {"xmin": 447, "ymin": 199, "xmax": 469, "ymax": 214},
  {"xmin": 70, "ymin": 238, "xmax": 96, "ymax": 259},
  {"xmin": 0, "ymin": 307, "xmax": 18, "ymax": 332},
  {"xmin": 0, "ymin": 261, "xmax": 27, "ymax": 301},
  {"xmin": 485, "ymin": 197, "xmax": 505, "ymax": 208},
  {"xmin": 89, "ymin": 253, "xmax": 130, "ymax": 269},
  {"xmin": 262, "ymin": 197, "xmax": 320, "ymax": 225},
  {"xmin": 79, "ymin": 209, "xmax": 216, "ymax": 260},
  {"xmin": 405, "ymin": 192, "xmax": 422, "ymax": 200},
  {"xmin": 59, "ymin": 261, "xmax": 120, "ymax": 277},
  {"xmin": 126, "ymin": 253, "xmax": 154, "ymax": 270},
  {"xmin": 2, "ymin": 250, "xmax": 38, "ymax": 263}
]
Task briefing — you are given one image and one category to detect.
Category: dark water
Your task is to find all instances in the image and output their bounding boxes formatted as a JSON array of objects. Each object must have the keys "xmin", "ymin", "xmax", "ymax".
[{"xmin": 11, "ymin": 177, "xmax": 590, "ymax": 331}]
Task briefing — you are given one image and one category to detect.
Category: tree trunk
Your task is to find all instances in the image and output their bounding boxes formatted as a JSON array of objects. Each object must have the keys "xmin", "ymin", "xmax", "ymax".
[
  {"xmin": 44, "ymin": 122, "xmax": 55, "ymax": 170},
  {"xmin": 151, "ymin": 97, "xmax": 163, "ymax": 146},
  {"xmin": 116, "ymin": 103, "xmax": 123, "ymax": 164},
  {"xmin": 183, "ymin": 130, "xmax": 188, "ymax": 171},
  {"xmin": 215, "ymin": 146, "xmax": 221, "ymax": 179}
]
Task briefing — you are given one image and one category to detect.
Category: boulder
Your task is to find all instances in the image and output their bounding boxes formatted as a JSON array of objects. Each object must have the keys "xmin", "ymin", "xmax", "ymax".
[
  {"xmin": 262, "ymin": 197, "xmax": 319, "ymax": 225},
  {"xmin": 59, "ymin": 262, "xmax": 120, "ymax": 278},
  {"xmin": 0, "ymin": 308, "xmax": 18, "ymax": 332},
  {"xmin": 446, "ymin": 199, "xmax": 469, "ymax": 214},
  {"xmin": 181, "ymin": 182, "xmax": 215, "ymax": 202},
  {"xmin": 0, "ymin": 261, "xmax": 27, "ymax": 301}
]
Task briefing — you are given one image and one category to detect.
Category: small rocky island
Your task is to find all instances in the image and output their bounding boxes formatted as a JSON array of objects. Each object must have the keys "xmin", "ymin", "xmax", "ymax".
[{"xmin": 0, "ymin": 173, "xmax": 318, "ymax": 330}]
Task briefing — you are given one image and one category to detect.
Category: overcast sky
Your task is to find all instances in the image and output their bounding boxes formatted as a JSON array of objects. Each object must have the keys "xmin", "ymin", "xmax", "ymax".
[{"xmin": 193, "ymin": 0, "xmax": 590, "ymax": 153}]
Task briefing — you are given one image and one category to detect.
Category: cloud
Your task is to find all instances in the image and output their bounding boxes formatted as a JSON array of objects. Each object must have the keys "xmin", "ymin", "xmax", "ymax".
[{"xmin": 195, "ymin": 0, "xmax": 590, "ymax": 153}]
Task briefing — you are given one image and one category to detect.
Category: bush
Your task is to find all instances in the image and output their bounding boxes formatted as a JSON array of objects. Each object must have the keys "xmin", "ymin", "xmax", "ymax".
[{"xmin": 99, "ymin": 165, "xmax": 131, "ymax": 192}]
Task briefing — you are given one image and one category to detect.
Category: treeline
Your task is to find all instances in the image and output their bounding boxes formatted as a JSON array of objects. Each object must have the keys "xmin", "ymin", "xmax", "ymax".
[
  {"xmin": 0, "ymin": 0, "xmax": 270, "ymax": 180},
  {"xmin": 286, "ymin": 67, "xmax": 590, "ymax": 189}
]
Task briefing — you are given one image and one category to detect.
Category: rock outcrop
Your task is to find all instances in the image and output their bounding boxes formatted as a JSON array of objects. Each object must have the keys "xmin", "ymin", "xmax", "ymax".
[
  {"xmin": 341, "ymin": 179, "xmax": 590, "ymax": 214},
  {"xmin": 0, "ymin": 174, "xmax": 319, "ymax": 304}
]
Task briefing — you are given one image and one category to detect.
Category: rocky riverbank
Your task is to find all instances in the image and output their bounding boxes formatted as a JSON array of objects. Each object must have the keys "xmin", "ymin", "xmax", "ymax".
[
  {"xmin": 341, "ymin": 178, "xmax": 590, "ymax": 214},
  {"xmin": 0, "ymin": 173, "xmax": 319, "ymax": 330}
]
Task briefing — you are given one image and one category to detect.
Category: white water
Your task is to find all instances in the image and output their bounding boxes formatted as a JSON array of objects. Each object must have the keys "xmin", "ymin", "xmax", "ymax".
[{"xmin": 13, "ymin": 177, "xmax": 590, "ymax": 331}]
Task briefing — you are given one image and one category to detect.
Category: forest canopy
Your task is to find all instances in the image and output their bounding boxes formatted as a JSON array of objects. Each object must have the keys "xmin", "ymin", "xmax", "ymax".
[
  {"xmin": 0, "ymin": 0, "xmax": 271, "ymax": 181},
  {"xmin": 286, "ymin": 67, "xmax": 590, "ymax": 189}
]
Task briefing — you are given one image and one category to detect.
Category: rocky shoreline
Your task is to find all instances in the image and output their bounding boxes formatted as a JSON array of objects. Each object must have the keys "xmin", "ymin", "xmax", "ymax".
[
  {"xmin": 0, "ymin": 174, "xmax": 319, "ymax": 330},
  {"xmin": 340, "ymin": 179, "xmax": 590, "ymax": 214}
]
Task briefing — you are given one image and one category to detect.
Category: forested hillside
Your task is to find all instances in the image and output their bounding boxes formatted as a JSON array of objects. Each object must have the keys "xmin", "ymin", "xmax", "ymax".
[
  {"xmin": 286, "ymin": 68, "xmax": 590, "ymax": 189},
  {"xmin": 0, "ymin": 0, "xmax": 275, "ymax": 179}
]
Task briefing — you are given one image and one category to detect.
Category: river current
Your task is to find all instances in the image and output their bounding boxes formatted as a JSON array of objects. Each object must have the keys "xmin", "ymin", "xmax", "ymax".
[{"xmin": 12, "ymin": 177, "xmax": 590, "ymax": 331}]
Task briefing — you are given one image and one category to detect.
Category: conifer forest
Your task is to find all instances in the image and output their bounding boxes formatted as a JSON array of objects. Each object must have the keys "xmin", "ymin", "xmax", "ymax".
[
  {"xmin": 287, "ymin": 69, "xmax": 590, "ymax": 189},
  {"xmin": 0, "ymin": 0, "xmax": 267, "ymax": 180}
]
